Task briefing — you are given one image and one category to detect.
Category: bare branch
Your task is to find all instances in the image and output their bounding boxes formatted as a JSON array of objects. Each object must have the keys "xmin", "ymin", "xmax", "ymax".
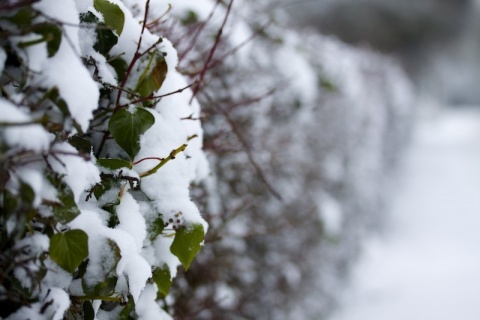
[{"xmin": 189, "ymin": 0, "xmax": 234, "ymax": 104}]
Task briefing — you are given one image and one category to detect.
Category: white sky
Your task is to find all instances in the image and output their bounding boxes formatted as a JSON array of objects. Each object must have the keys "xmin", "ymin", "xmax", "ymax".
[{"xmin": 332, "ymin": 107, "xmax": 480, "ymax": 320}]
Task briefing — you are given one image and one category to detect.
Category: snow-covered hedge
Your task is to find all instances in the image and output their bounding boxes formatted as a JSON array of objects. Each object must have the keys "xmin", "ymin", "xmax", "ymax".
[
  {"xmin": 156, "ymin": 1, "xmax": 414, "ymax": 318},
  {"xmin": 0, "ymin": 0, "xmax": 208, "ymax": 319},
  {"xmin": 1, "ymin": 0, "xmax": 416, "ymax": 319}
]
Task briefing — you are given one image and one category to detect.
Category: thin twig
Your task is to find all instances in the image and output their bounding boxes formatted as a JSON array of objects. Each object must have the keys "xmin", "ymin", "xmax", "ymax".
[
  {"xmin": 133, "ymin": 157, "xmax": 164, "ymax": 165},
  {"xmin": 189, "ymin": 0, "xmax": 234, "ymax": 104},
  {"xmin": 97, "ymin": 0, "xmax": 152, "ymax": 157},
  {"xmin": 146, "ymin": 4, "xmax": 172, "ymax": 29},
  {"xmin": 0, "ymin": 0, "xmax": 39, "ymax": 11},
  {"xmin": 207, "ymin": 21, "xmax": 271, "ymax": 71},
  {"xmin": 203, "ymin": 92, "xmax": 283, "ymax": 201},
  {"xmin": 0, "ymin": 121, "xmax": 40, "ymax": 127},
  {"xmin": 113, "ymin": 0, "xmax": 152, "ymax": 113},
  {"xmin": 118, "ymin": 81, "xmax": 198, "ymax": 108},
  {"xmin": 139, "ymin": 144, "xmax": 187, "ymax": 178},
  {"xmin": 178, "ymin": 0, "xmax": 221, "ymax": 62}
]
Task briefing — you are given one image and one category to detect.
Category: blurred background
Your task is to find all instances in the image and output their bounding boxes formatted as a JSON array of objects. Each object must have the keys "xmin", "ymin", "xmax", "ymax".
[
  {"xmin": 285, "ymin": 0, "xmax": 480, "ymax": 319},
  {"xmin": 164, "ymin": 0, "xmax": 480, "ymax": 318},
  {"xmin": 288, "ymin": 0, "xmax": 480, "ymax": 105}
]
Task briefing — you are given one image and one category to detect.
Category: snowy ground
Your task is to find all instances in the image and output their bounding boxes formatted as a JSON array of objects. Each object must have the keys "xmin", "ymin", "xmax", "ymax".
[{"xmin": 332, "ymin": 107, "xmax": 480, "ymax": 320}]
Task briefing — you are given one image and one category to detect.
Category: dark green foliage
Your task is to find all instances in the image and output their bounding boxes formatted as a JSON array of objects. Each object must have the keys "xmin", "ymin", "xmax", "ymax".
[
  {"xmin": 45, "ymin": 171, "xmax": 81, "ymax": 224},
  {"xmin": 152, "ymin": 264, "xmax": 172, "ymax": 298},
  {"xmin": 49, "ymin": 230, "xmax": 89, "ymax": 273},
  {"xmin": 108, "ymin": 107, "xmax": 155, "ymax": 160},
  {"xmin": 170, "ymin": 224, "xmax": 204, "ymax": 270}
]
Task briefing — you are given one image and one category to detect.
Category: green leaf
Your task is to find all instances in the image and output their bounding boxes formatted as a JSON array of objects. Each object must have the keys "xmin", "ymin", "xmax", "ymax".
[
  {"xmin": 91, "ymin": 179, "xmax": 118, "ymax": 201},
  {"xmin": 170, "ymin": 224, "xmax": 204, "ymax": 270},
  {"xmin": 68, "ymin": 135, "xmax": 92, "ymax": 154},
  {"xmin": 109, "ymin": 56, "xmax": 128, "ymax": 82},
  {"xmin": 136, "ymin": 52, "xmax": 168, "ymax": 98},
  {"xmin": 79, "ymin": 12, "xmax": 118, "ymax": 55},
  {"xmin": 3, "ymin": 189, "xmax": 18, "ymax": 212},
  {"xmin": 119, "ymin": 295, "xmax": 135, "ymax": 320},
  {"xmin": 181, "ymin": 10, "xmax": 199, "ymax": 25},
  {"xmin": 46, "ymin": 87, "xmax": 70, "ymax": 117},
  {"xmin": 83, "ymin": 301, "xmax": 95, "ymax": 320},
  {"xmin": 148, "ymin": 216, "xmax": 164, "ymax": 241},
  {"xmin": 83, "ymin": 276, "xmax": 118, "ymax": 297},
  {"xmin": 45, "ymin": 171, "xmax": 81, "ymax": 224},
  {"xmin": 108, "ymin": 107, "xmax": 155, "ymax": 160},
  {"xmin": 19, "ymin": 182, "xmax": 35, "ymax": 205},
  {"xmin": 32, "ymin": 23, "xmax": 62, "ymax": 57},
  {"xmin": 94, "ymin": 23, "xmax": 118, "ymax": 55},
  {"xmin": 94, "ymin": 0, "xmax": 125, "ymax": 35},
  {"xmin": 97, "ymin": 158, "xmax": 132, "ymax": 170},
  {"xmin": 152, "ymin": 264, "xmax": 171, "ymax": 298},
  {"xmin": 50, "ymin": 229, "xmax": 89, "ymax": 273},
  {"xmin": 3, "ymin": 8, "xmax": 36, "ymax": 27},
  {"xmin": 74, "ymin": 259, "xmax": 89, "ymax": 279},
  {"xmin": 82, "ymin": 240, "xmax": 120, "ymax": 296}
]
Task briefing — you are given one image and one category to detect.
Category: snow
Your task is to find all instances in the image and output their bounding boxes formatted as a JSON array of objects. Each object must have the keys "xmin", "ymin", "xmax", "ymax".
[
  {"xmin": 318, "ymin": 192, "xmax": 343, "ymax": 236},
  {"xmin": 1, "ymin": 0, "xmax": 415, "ymax": 317},
  {"xmin": 0, "ymin": 98, "xmax": 52, "ymax": 151},
  {"xmin": 332, "ymin": 107, "xmax": 480, "ymax": 320},
  {"xmin": 34, "ymin": 0, "xmax": 100, "ymax": 132},
  {"xmin": 116, "ymin": 192, "xmax": 147, "ymax": 250},
  {"xmin": 150, "ymin": 236, "xmax": 180, "ymax": 278},
  {"xmin": 6, "ymin": 287, "xmax": 70, "ymax": 320},
  {"xmin": 49, "ymin": 142, "xmax": 101, "ymax": 203},
  {"xmin": 70, "ymin": 209, "xmax": 152, "ymax": 303},
  {"xmin": 0, "ymin": 47, "xmax": 6, "ymax": 74},
  {"xmin": 136, "ymin": 284, "xmax": 172, "ymax": 320},
  {"xmin": 160, "ymin": 0, "xmax": 217, "ymax": 20},
  {"xmin": 42, "ymin": 259, "xmax": 74, "ymax": 291},
  {"xmin": 12, "ymin": 234, "xmax": 50, "ymax": 290}
]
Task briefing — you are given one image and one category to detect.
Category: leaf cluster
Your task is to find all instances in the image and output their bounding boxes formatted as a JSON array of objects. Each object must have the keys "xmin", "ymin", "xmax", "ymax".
[{"xmin": 0, "ymin": 1, "xmax": 206, "ymax": 319}]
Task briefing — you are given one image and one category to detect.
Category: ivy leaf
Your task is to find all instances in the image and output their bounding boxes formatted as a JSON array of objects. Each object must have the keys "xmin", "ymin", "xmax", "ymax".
[
  {"xmin": 170, "ymin": 224, "xmax": 204, "ymax": 270},
  {"xmin": 83, "ymin": 301, "xmax": 95, "ymax": 320},
  {"xmin": 152, "ymin": 264, "xmax": 171, "ymax": 298},
  {"xmin": 50, "ymin": 229, "xmax": 89, "ymax": 273},
  {"xmin": 119, "ymin": 295, "xmax": 135, "ymax": 320},
  {"xmin": 45, "ymin": 171, "xmax": 81, "ymax": 224},
  {"xmin": 3, "ymin": 189, "xmax": 18, "ymax": 213},
  {"xmin": 83, "ymin": 276, "xmax": 118, "ymax": 297},
  {"xmin": 94, "ymin": 0, "xmax": 125, "ymax": 36},
  {"xmin": 68, "ymin": 135, "xmax": 92, "ymax": 154},
  {"xmin": 3, "ymin": 8, "xmax": 36, "ymax": 27},
  {"xmin": 136, "ymin": 52, "xmax": 168, "ymax": 98},
  {"xmin": 108, "ymin": 106, "xmax": 155, "ymax": 160},
  {"xmin": 80, "ymin": 11, "xmax": 117, "ymax": 55},
  {"xmin": 109, "ymin": 56, "xmax": 128, "ymax": 82},
  {"xmin": 94, "ymin": 23, "xmax": 118, "ymax": 55},
  {"xmin": 19, "ymin": 181, "xmax": 35, "ymax": 205},
  {"xmin": 82, "ymin": 240, "xmax": 120, "ymax": 296},
  {"xmin": 148, "ymin": 216, "xmax": 164, "ymax": 242},
  {"xmin": 181, "ymin": 10, "xmax": 199, "ymax": 25},
  {"xmin": 97, "ymin": 158, "xmax": 132, "ymax": 170},
  {"xmin": 32, "ymin": 23, "xmax": 62, "ymax": 57}
]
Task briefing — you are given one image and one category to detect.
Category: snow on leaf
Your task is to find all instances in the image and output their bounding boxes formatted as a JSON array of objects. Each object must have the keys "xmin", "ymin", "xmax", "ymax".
[{"xmin": 45, "ymin": 170, "xmax": 81, "ymax": 224}]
